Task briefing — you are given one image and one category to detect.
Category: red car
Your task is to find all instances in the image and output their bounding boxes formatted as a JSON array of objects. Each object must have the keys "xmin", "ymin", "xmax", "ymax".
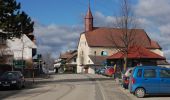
[{"xmin": 105, "ymin": 67, "xmax": 115, "ymax": 77}]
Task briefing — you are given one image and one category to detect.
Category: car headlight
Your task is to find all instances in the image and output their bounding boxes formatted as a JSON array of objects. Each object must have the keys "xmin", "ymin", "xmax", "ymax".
[{"xmin": 11, "ymin": 81, "xmax": 17, "ymax": 84}]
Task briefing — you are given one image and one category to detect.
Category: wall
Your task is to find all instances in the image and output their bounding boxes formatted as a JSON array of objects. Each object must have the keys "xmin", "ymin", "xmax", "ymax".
[{"xmin": 7, "ymin": 34, "xmax": 37, "ymax": 60}]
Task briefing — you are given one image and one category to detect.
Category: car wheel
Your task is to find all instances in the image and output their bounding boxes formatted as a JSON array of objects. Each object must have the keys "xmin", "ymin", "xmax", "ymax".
[{"xmin": 135, "ymin": 88, "xmax": 145, "ymax": 98}]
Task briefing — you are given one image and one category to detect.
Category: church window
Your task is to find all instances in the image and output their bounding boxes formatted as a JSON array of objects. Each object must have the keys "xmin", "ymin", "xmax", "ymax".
[{"xmin": 101, "ymin": 51, "xmax": 108, "ymax": 56}]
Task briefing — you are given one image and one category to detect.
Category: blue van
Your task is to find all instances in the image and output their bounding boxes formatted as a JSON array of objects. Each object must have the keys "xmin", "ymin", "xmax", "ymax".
[{"xmin": 129, "ymin": 66, "xmax": 170, "ymax": 98}]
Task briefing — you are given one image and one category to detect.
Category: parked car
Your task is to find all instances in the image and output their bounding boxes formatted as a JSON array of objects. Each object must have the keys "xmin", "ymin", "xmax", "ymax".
[
  {"xmin": 105, "ymin": 67, "xmax": 115, "ymax": 77},
  {"xmin": 122, "ymin": 67, "xmax": 134, "ymax": 89},
  {"xmin": 129, "ymin": 66, "xmax": 170, "ymax": 98},
  {"xmin": 0, "ymin": 71, "xmax": 25, "ymax": 89}
]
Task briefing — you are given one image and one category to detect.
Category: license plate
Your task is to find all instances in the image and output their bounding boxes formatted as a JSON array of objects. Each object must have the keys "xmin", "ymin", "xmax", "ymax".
[
  {"xmin": 3, "ymin": 82, "xmax": 10, "ymax": 87},
  {"xmin": 3, "ymin": 84, "xmax": 10, "ymax": 87}
]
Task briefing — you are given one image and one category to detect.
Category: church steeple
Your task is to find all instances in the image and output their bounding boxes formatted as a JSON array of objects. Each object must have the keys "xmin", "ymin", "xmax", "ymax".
[{"xmin": 85, "ymin": 3, "xmax": 93, "ymax": 32}]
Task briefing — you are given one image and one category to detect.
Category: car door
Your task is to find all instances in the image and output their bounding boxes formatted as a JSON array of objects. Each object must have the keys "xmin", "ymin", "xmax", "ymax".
[
  {"xmin": 142, "ymin": 69, "xmax": 160, "ymax": 93},
  {"xmin": 159, "ymin": 69, "xmax": 170, "ymax": 93}
]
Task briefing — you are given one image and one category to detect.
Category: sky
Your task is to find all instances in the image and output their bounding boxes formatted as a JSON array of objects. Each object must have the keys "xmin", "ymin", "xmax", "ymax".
[{"xmin": 16, "ymin": 0, "xmax": 170, "ymax": 61}]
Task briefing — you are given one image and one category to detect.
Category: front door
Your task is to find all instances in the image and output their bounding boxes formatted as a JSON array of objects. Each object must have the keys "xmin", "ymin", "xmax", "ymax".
[{"xmin": 84, "ymin": 67, "xmax": 89, "ymax": 74}]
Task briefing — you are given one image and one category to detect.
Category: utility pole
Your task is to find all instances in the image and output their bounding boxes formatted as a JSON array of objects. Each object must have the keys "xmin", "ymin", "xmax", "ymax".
[{"xmin": 21, "ymin": 23, "xmax": 24, "ymax": 73}]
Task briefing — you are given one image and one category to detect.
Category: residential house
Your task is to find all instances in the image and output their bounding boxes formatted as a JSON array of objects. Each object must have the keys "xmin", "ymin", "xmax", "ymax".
[
  {"xmin": 54, "ymin": 50, "xmax": 77, "ymax": 73},
  {"xmin": 7, "ymin": 34, "xmax": 37, "ymax": 74},
  {"xmin": 77, "ymin": 6, "xmax": 164, "ymax": 74}
]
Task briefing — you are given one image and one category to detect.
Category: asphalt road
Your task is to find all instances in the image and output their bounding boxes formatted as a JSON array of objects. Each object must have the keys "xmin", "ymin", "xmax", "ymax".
[{"xmin": 0, "ymin": 74, "xmax": 170, "ymax": 100}]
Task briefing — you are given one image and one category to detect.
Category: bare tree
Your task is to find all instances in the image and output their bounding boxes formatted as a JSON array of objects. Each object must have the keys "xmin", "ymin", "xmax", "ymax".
[
  {"xmin": 110, "ymin": 0, "xmax": 140, "ymax": 71},
  {"xmin": 42, "ymin": 52, "xmax": 54, "ymax": 70}
]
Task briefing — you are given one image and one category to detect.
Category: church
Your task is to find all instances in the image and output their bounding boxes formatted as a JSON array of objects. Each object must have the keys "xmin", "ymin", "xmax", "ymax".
[{"xmin": 76, "ymin": 6, "xmax": 165, "ymax": 74}]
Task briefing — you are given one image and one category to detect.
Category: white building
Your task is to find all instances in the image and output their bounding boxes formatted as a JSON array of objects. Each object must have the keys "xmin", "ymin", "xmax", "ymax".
[{"xmin": 7, "ymin": 34, "xmax": 37, "ymax": 64}]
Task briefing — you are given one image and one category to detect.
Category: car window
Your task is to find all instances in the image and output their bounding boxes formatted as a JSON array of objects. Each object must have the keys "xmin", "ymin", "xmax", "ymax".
[
  {"xmin": 1, "ymin": 72, "xmax": 17, "ymax": 79},
  {"xmin": 144, "ymin": 69, "xmax": 156, "ymax": 78},
  {"xmin": 160, "ymin": 69, "xmax": 170, "ymax": 78},
  {"xmin": 137, "ymin": 69, "xmax": 142, "ymax": 77}
]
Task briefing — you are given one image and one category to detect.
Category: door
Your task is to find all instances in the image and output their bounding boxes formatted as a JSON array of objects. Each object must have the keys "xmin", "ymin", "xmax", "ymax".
[
  {"xmin": 142, "ymin": 69, "xmax": 160, "ymax": 93},
  {"xmin": 84, "ymin": 67, "xmax": 89, "ymax": 74},
  {"xmin": 159, "ymin": 69, "xmax": 170, "ymax": 93}
]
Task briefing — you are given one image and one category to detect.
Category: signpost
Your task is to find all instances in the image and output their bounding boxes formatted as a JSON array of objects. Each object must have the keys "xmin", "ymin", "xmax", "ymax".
[{"xmin": 13, "ymin": 60, "xmax": 25, "ymax": 69}]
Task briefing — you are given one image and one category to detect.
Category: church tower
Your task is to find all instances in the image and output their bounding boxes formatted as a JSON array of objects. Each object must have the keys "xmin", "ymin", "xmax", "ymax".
[{"xmin": 85, "ymin": 5, "xmax": 93, "ymax": 32}]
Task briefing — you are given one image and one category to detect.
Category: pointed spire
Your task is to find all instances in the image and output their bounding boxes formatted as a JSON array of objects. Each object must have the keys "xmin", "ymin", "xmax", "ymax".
[
  {"xmin": 85, "ymin": 0, "xmax": 93, "ymax": 32},
  {"xmin": 85, "ymin": 0, "xmax": 93, "ymax": 19}
]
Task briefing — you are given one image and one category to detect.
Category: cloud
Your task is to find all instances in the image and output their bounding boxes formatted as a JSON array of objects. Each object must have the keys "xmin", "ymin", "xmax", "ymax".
[
  {"xmin": 135, "ymin": 0, "xmax": 170, "ymax": 61},
  {"xmin": 34, "ymin": 23, "xmax": 83, "ymax": 58},
  {"xmin": 135, "ymin": 0, "xmax": 170, "ymax": 25},
  {"xmin": 94, "ymin": 11, "xmax": 116, "ymax": 27}
]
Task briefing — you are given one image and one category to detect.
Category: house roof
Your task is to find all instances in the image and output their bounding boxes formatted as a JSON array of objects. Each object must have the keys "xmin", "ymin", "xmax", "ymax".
[
  {"xmin": 89, "ymin": 55, "xmax": 108, "ymax": 65},
  {"xmin": 60, "ymin": 50, "xmax": 77, "ymax": 62},
  {"xmin": 84, "ymin": 27, "xmax": 161, "ymax": 49},
  {"xmin": 107, "ymin": 46, "xmax": 165, "ymax": 60}
]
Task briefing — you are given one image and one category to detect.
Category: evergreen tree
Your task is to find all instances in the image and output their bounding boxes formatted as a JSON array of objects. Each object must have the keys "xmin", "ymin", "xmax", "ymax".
[{"xmin": 0, "ymin": 0, "xmax": 34, "ymax": 39}]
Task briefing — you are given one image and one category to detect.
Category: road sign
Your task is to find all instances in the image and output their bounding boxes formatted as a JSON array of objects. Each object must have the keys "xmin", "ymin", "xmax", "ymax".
[{"xmin": 13, "ymin": 60, "xmax": 25, "ymax": 68}]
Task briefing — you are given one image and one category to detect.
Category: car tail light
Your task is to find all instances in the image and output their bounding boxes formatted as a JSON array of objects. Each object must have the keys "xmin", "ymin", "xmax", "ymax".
[{"xmin": 132, "ymin": 77, "xmax": 135, "ymax": 84}]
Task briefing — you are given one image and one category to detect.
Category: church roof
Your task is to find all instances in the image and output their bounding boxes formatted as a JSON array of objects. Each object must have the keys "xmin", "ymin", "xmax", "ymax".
[{"xmin": 83, "ymin": 27, "xmax": 161, "ymax": 49}]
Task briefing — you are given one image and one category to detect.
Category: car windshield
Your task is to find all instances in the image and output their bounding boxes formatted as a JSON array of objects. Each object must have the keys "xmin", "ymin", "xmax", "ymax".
[{"xmin": 0, "ymin": 72, "xmax": 18, "ymax": 79}]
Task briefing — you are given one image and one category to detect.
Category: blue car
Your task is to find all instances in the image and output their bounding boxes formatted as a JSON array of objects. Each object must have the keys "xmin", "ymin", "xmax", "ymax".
[{"xmin": 129, "ymin": 66, "xmax": 170, "ymax": 98}]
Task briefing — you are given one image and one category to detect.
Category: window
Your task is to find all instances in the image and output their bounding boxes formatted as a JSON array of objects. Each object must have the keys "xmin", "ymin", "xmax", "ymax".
[
  {"xmin": 101, "ymin": 51, "xmax": 108, "ymax": 56},
  {"xmin": 160, "ymin": 69, "xmax": 170, "ymax": 78},
  {"xmin": 137, "ymin": 69, "xmax": 142, "ymax": 77},
  {"xmin": 74, "ymin": 58, "xmax": 76, "ymax": 62},
  {"xmin": 144, "ymin": 69, "xmax": 156, "ymax": 78},
  {"xmin": 94, "ymin": 51, "xmax": 96, "ymax": 55}
]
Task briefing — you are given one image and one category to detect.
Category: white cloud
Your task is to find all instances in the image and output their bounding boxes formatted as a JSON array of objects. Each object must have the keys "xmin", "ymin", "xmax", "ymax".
[
  {"xmin": 159, "ymin": 24, "xmax": 170, "ymax": 36},
  {"xmin": 136, "ymin": 0, "xmax": 170, "ymax": 17},
  {"xmin": 135, "ymin": 0, "xmax": 170, "ymax": 25},
  {"xmin": 135, "ymin": 0, "xmax": 170, "ymax": 61},
  {"xmin": 34, "ymin": 22, "xmax": 83, "ymax": 58},
  {"xmin": 94, "ymin": 11, "xmax": 116, "ymax": 27}
]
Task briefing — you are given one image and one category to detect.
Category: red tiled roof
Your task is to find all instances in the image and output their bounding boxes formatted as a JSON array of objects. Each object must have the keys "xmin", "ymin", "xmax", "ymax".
[
  {"xmin": 107, "ymin": 46, "xmax": 165, "ymax": 60},
  {"xmin": 89, "ymin": 55, "xmax": 108, "ymax": 65},
  {"xmin": 60, "ymin": 50, "xmax": 77, "ymax": 59},
  {"xmin": 84, "ymin": 27, "xmax": 161, "ymax": 49},
  {"xmin": 151, "ymin": 40, "xmax": 161, "ymax": 49}
]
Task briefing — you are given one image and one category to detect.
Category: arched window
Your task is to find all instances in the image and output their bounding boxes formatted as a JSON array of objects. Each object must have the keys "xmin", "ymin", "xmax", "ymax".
[{"xmin": 101, "ymin": 51, "xmax": 108, "ymax": 56}]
